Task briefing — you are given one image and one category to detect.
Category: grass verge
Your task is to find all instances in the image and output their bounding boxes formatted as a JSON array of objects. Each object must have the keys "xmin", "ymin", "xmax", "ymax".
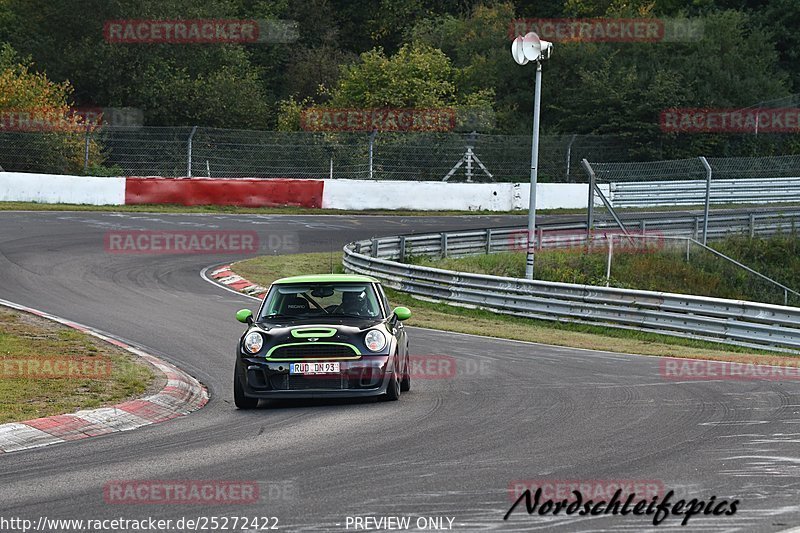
[
  {"xmin": 230, "ymin": 252, "xmax": 800, "ymax": 365},
  {"xmin": 0, "ymin": 306, "xmax": 157, "ymax": 424}
]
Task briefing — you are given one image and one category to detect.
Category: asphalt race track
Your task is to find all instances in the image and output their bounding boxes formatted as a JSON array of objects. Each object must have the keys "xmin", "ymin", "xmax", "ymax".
[{"xmin": 1, "ymin": 211, "xmax": 800, "ymax": 532}]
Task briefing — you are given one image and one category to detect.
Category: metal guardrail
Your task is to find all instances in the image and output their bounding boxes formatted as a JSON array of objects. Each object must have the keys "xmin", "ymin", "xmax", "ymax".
[
  {"xmin": 343, "ymin": 210, "xmax": 800, "ymax": 353},
  {"xmin": 610, "ymin": 177, "xmax": 800, "ymax": 208}
]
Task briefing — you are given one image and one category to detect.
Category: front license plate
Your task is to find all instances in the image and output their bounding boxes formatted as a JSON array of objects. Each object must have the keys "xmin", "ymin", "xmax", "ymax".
[{"xmin": 289, "ymin": 362, "xmax": 340, "ymax": 375}]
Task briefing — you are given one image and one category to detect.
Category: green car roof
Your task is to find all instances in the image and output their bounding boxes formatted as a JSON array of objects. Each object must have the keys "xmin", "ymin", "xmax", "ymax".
[{"xmin": 272, "ymin": 273, "xmax": 379, "ymax": 285}]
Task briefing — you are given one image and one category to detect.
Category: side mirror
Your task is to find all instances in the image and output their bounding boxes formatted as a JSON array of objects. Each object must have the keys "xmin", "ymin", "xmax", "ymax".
[
  {"xmin": 393, "ymin": 307, "xmax": 412, "ymax": 321},
  {"xmin": 236, "ymin": 309, "xmax": 254, "ymax": 324}
]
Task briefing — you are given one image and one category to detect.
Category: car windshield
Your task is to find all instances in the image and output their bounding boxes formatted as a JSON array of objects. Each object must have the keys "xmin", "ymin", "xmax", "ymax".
[{"xmin": 260, "ymin": 282, "xmax": 382, "ymax": 320}]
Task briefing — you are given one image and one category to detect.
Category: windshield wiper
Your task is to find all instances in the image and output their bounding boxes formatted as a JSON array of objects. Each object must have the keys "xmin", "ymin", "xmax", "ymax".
[
  {"xmin": 262, "ymin": 313, "xmax": 304, "ymax": 319},
  {"xmin": 327, "ymin": 313, "xmax": 376, "ymax": 319}
]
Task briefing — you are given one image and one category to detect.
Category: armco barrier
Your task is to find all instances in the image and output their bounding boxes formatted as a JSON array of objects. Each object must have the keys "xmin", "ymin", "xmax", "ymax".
[
  {"xmin": 343, "ymin": 211, "xmax": 800, "ymax": 353},
  {"xmin": 610, "ymin": 177, "xmax": 800, "ymax": 208},
  {"xmin": 124, "ymin": 177, "xmax": 324, "ymax": 208}
]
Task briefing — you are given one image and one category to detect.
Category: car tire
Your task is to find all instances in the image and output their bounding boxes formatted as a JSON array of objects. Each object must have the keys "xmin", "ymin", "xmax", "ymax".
[
  {"xmin": 400, "ymin": 356, "xmax": 411, "ymax": 392},
  {"xmin": 382, "ymin": 368, "xmax": 401, "ymax": 402},
  {"xmin": 234, "ymin": 362, "xmax": 259, "ymax": 409}
]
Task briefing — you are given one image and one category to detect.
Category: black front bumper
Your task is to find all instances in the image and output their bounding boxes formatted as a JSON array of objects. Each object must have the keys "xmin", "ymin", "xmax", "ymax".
[{"xmin": 237, "ymin": 355, "xmax": 393, "ymax": 399}]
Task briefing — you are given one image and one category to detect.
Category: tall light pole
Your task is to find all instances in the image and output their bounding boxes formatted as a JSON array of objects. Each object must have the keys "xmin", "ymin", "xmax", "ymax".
[{"xmin": 511, "ymin": 32, "xmax": 553, "ymax": 279}]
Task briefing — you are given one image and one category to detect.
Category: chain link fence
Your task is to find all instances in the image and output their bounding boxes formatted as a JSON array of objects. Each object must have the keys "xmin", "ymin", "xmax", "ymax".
[
  {"xmin": 590, "ymin": 154, "xmax": 800, "ymax": 184},
  {"xmin": 585, "ymin": 153, "xmax": 800, "ymax": 251},
  {"xmin": 0, "ymin": 126, "xmax": 647, "ymax": 182},
  {"xmin": 3, "ymin": 124, "xmax": 800, "ymax": 186}
]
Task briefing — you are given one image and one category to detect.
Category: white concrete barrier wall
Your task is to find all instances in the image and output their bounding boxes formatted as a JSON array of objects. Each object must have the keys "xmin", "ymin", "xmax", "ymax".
[
  {"xmin": 322, "ymin": 179, "xmax": 594, "ymax": 211},
  {"xmin": 515, "ymin": 183, "xmax": 607, "ymax": 210},
  {"xmin": 0, "ymin": 172, "xmax": 596, "ymax": 210},
  {"xmin": 0, "ymin": 172, "xmax": 125, "ymax": 205}
]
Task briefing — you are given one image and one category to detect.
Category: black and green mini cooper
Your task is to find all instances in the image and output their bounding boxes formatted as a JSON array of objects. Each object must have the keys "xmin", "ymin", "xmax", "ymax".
[{"xmin": 233, "ymin": 274, "xmax": 412, "ymax": 408}]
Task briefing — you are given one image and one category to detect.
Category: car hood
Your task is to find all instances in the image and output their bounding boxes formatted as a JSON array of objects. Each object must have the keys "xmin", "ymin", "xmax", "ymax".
[{"xmin": 254, "ymin": 317, "xmax": 386, "ymax": 337}]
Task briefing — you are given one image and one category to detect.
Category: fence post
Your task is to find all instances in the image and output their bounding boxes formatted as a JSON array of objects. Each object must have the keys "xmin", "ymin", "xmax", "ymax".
[
  {"xmin": 750, "ymin": 214, "xmax": 756, "ymax": 237},
  {"xmin": 605, "ymin": 234, "xmax": 613, "ymax": 286},
  {"xmin": 187, "ymin": 125, "xmax": 197, "ymax": 177},
  {"xmin": 371, "ymin": 238, "xmax": 378, "ymax": 258},
  {"xmin": 699, "ymin": 156, "xmax": 712, "ymax": 245},
  {"xmin": 368, "ymin": 129, "xmax": 377, "ymax": 180},
  {"xmin": 582, "ymin": 159, "xmax": 596, "ymax": 236},
  {"xmin": 441, "ymin": 233, "xmax": 448, "ymax": 258},
  {"xmin": 485, "ymin": 229, "xmax": 492, "ymax": 254},
  {"xmin": 565, "ymin": 134, "xmax": 577, "ymax": 180},
  {"xmin": 83, "ymin": 123, "xmax": 91, "ymax": 172},
  {"xmin": 399, "ymin": 236, "xmax": 406, "ymax": 263},
  {"xmin": 537, "ymin": 227, "xmax": 543, "ymax": 250}
]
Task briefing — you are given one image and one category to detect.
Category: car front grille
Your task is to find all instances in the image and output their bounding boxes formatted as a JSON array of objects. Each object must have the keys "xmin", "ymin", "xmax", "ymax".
[
  {"xmin": 269, "ymin": 374, "xmax": 346, "ymax": 390},
  {"xmin": 268, "ymin": 343, "xmax": 359, "ymax": 360}
]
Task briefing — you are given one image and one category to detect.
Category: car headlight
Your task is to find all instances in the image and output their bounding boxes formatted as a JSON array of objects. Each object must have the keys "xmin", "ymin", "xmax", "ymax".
[
  {"xmin": 243, "ymin": 331, "xmax": 264, "ymax": 354},
  {"xmin": 365, "ymin": 330, "xmax": 387, "ymax": 352}
]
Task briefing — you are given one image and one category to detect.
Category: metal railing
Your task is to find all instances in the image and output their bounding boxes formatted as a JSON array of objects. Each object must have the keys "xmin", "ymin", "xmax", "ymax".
[
  {"xmin": 343, "ymin": 211, "xmax": 800, "ymax": 353},
  {"xmin": 609, "ymin": 177, "xmax": 800, "ymax": 208}
]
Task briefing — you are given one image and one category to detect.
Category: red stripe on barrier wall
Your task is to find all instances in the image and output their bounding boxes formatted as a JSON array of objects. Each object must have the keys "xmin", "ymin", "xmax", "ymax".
[{"xmin": 124, "ymin": 178, "xmax": 324, "ymax": 208}]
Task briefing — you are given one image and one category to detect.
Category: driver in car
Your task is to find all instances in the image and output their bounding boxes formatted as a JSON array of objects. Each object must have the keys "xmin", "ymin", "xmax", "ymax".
[{"xmin": 337, "ymin": 291, "xmax": 370, "ymax": 316}]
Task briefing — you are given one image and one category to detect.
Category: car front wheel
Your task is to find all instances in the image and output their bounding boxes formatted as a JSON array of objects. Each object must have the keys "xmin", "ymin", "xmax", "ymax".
[
  {"xmin": 400, "ymin": 356, "xmax": 411, "ymax": 392},
  {"xmin": 382, "ymin": 366, "xmax": 401, "ymax": 401},
  {"xmin": 234, "ymin": 360, "xmax": 259, "ymax": 409}
]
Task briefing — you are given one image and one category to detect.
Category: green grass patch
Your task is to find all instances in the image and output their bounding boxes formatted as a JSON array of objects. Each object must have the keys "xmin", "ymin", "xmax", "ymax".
[
  {"xmin": 231, "ymin": 252, "xmax": 797, "ymax": 363},
  {"xmin": 0, "ymin": 308, "xmax": 156, "ymax": 424}
]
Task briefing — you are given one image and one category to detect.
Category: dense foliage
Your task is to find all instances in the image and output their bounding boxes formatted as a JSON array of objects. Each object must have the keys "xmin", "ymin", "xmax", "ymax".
[{"xmin": 0, "ymin": 0, "xmax": 798, "ymax": 157}]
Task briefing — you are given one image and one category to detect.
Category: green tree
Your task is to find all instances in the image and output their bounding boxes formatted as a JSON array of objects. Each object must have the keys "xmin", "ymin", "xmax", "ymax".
[
  {"xmin": 0, "ymin": 0, "xmax": 273, "ymax": 127},
  {"xmin": 749, "ymin": 0, "xmax": 800, "ymax": 92},
  {"xmin": 277, "ymin": 42, "xmax": 493, "ymax": 130},
  {"xmin": 409, "ymin": 2, "xmax": 521, "ymax": 132},
  {"xmin": 327, "ymin": 44, "xmax": 459, "ymax": 108},
  {"xmin": 0, "ymin": 44, "xmax": 103, "ymax": 173}
]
